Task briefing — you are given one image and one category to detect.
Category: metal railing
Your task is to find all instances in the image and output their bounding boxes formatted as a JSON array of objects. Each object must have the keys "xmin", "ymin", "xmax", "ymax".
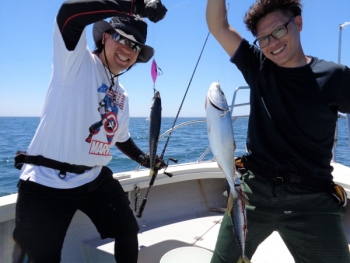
[
  {"xmin": 136, "ymin": 86, "xmax": 250, "ymax": 170},
  {"xmin": 334, "ymin": 21, "xmax": 350, "ymax": 161},
  {"xmin": 136, "ymin": 84, "xmax": 350, "ymax": 170}
]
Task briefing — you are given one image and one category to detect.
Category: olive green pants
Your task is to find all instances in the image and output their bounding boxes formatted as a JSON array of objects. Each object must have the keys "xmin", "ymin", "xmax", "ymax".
[{"xmin": 210, "ymin": 171, "xmax": 350, "ymax": 263}]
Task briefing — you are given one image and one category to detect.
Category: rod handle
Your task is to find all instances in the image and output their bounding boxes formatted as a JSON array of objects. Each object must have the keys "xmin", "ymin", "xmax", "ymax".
[{"xmin": 136, "ymin": 198, "xmax": 147, "ymax": 218}]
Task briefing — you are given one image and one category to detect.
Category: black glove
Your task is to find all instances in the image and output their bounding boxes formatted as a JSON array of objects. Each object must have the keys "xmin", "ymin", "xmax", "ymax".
[
  {"xmin": 135, "ymin": 0, "xmax": 167, "ymax": 23},
  {"xmin": 139, "ymin": 154, "xmax": 166, "ymax": 169}
]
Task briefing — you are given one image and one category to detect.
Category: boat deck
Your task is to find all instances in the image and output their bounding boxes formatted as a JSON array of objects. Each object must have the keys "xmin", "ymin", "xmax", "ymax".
[
  {"xmin": 81, "ymin": 214, "xmax": 296, "ymax": 263},
  {"xmin": 82, "ymin": 211, "xmax": 350, "ymax": 263},
  {"xmin": 78, "ymin": 161, "xmax": 350, "ymax": 263}
]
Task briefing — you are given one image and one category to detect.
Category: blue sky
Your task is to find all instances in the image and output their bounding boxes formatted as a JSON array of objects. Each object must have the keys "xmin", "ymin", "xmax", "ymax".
[{"xmin": 0, "ymin": 0, "xmax": 349, "ymax": 117}]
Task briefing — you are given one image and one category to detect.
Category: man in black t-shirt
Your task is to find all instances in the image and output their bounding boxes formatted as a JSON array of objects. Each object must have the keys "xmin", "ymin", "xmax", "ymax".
[{"xmin": 206, "ymin": 0, "xmax": 350, "ymax": 262}]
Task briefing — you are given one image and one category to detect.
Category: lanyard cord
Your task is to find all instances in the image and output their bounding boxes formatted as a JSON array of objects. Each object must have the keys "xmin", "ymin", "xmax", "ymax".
[
  {"xmin": 103, "ymin": 47, "xmax": 116, "ymax": 90},
  {"xmin": 102, "ymin": 47, "xmax": 133, "ymax": 90}
]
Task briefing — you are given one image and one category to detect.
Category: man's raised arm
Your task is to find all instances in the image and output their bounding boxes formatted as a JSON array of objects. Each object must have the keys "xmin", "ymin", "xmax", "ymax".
[{"xmin": 206, "ymin": 0, "xmax": 243, "ymax": 57}]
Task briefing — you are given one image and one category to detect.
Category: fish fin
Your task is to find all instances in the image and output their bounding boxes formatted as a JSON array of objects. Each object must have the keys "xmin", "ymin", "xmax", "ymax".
[
  {"xmin": 234, "ymin": 187, "xmax": 250, "ymax": 205},
  {"xmin": 239, "ymin": 194, "xmax": 250, "ymax": 206},
  {"xmin": 234, "ymin": 184, "xmax": 249, "ymax": 199},
  {"xmin": 220, "ymin": 109, "xmax": 231, "ymax": 117},
  {"xmin": 217, "ymin": 162, "xmax": 223, "ymax": 171},
  {"xmin": 227, "ymin": 192, "xmax": 234, "ymax": 216},
  {"xmin": 215, "ymin": 158, "xmax": 223, "ymax": 171},
  {"xmin": 237, "ymin": 256, "xmax": 251, "ymax": 263}
]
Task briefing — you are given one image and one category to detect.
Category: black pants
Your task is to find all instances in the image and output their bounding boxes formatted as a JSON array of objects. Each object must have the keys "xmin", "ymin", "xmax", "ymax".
[
  {"xmin": 210, "ymin": 170, "xmax": 349, "ymax": 263},
  {"xmin": 12, "ymin": 166, "xmax": 139, "ymax": 263}
]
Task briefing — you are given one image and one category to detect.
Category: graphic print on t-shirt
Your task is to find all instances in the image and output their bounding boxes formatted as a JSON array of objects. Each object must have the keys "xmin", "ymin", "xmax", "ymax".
[{"xmin": 86, "ymin": 83, "xmax": 125, "ymax": 156}]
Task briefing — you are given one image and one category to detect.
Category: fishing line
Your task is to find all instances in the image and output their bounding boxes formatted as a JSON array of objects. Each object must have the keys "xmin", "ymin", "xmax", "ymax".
[
  {"xmin": 135, "ymin": 32, "xmax": 211, "ymax": 218},
  {"xmin": 149, "ymin": 0, "xmax": 194, "ymax": 92},
  {"xmin": 218, "ymin": 2, "xmax": 230, "ymax": 89},
  {"xmin": 159, "ymin": 31, "xmax": 211, "ymax": 162},
  {"xmin": 168, "ymin": 0, "xmax": 191, "ymax": 11},
  {"xmin": 136, "ymin": 6, "xmax": 210, "ymax": 217},
  {"xmin": 149, "ymin": 23, "xmax": 164, "ymax": 95}
]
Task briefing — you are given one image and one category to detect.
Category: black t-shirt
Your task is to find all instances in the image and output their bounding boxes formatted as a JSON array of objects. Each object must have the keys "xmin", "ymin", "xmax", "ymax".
[{"xmin": 231, "ymin": 39, "xmax": 350, "ymax": 180}]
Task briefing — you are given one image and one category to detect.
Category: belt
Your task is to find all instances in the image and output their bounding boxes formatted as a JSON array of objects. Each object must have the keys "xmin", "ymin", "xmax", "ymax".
[
  {"xmin": 240, "ymin": 157, "xmax": 331, "ymax": 191},
  {"xmin": 15, "ymin": 152, "xmax": 93, "ymax": 177},
  {"xmin": 258, "ymin": 166, "xmax": 330, "ymax": 190}
]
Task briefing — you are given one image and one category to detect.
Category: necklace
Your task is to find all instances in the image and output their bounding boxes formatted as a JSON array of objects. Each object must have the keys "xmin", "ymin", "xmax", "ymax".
[
  {"xmin": 102, "ymin": 48, "xmax": 117, "ymax": 92},
  {"xmin": 100, "ymin": 46, "xmax": 134, "ymax": 90}
]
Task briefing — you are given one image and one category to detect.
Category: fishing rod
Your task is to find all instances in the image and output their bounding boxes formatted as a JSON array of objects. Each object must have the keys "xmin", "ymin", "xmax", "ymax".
[
  {"xmin": 160, "ymin": 31, "xmax": 211, "ymax": 175},
  {"xmin": 135, "ymin": 165, "xmax": 159, "ymax": 218},
  {"xmin": 136, "ymin": 88, "xmax": 162, "ymax": 218},
  {"xmin": 135, "ymin": 32, "xmax": 211, "ymax": 218}
]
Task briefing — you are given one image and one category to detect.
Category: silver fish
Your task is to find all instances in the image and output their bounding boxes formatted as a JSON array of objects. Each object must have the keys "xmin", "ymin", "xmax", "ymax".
[
  {"xmin": 205, "ymin": 81, "xmax": 250, "ymax": 263},
  {"xmin": 232, "ymin": 180, "xmax": 250, "ymax": 263},
  {"xmin": 148, "ymin": 91, "xmax": 162, "ymax": 177}
]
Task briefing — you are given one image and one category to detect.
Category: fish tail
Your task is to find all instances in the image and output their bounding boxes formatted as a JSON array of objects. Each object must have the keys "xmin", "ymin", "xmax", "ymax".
[{"xmin": 237, "ymin": 255, "xmax": 251, "ymax": 263}]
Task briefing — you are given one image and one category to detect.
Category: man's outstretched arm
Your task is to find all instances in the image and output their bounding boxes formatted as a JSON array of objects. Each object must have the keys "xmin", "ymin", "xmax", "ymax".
[{"xmin": 206, "ymin": 0, "xmax": 243, "ymax": 57}]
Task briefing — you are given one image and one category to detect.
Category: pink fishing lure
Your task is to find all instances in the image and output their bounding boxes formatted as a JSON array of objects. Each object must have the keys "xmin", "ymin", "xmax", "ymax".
[{"xmin": 151, "ymin": 59, "xmax": 158, "ymax": 83}]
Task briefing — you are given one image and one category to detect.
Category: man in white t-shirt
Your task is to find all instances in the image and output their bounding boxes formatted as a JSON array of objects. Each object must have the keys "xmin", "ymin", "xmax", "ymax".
[{"xmin": 12, "ymin": 1, "xmax": 167, "ymax": 263}]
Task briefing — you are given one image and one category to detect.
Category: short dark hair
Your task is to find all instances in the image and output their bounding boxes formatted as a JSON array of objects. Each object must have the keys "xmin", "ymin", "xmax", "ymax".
[
  {"xmin": 93, "ymin": 39, "xmax": 104, "ymax": 54},
  {"xmin": 93, "ymin": 30, "xmax": 115, "ymax": 54},
  {"xmin": 244, "ymin": 0, "xmax": 303, "ymax": 36}
]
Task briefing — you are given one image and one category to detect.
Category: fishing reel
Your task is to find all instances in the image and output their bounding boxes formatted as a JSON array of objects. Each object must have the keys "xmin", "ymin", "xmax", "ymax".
[
  {"xmin": 134, "ymin": 157, "xmax": 179, "ymax": 218},
  {"xmin": 163, "ymin": 157, "xmax": 178, "ymax": 177},
  {"xmin": 140, "ymin": 154, "xmax": 178, "ymax": 177}
]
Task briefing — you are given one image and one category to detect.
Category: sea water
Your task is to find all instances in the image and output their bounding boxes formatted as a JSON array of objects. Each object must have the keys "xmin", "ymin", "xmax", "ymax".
[{"xmin": 0, "ymin": 117, "xmax": 349, "ymax": 197}]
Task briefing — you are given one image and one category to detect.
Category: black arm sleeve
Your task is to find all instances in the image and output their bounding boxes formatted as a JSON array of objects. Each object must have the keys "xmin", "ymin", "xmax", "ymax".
[
  {"xmin": 338, "ymin": 66, "xmax": 350, "ymax": 114},
  {"xmin": 56, "ymin": 0, "xmax": 138, "ymax": 51},
  {"xmin": 115, "ymin": 137, "xmax": 145, "ymax": 163}
]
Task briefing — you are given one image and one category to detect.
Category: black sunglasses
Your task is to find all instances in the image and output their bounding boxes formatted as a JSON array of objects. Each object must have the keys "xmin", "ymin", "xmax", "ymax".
[{"xmin": 111, "ymin": 32, "xmax": 142, "ymax": 53}]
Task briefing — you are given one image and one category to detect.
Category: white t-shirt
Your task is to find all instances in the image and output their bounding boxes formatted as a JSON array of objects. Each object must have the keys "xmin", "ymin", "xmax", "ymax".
[{"xmin": 20, "ymin": 21, "xmax": 130, "ymax": 189}]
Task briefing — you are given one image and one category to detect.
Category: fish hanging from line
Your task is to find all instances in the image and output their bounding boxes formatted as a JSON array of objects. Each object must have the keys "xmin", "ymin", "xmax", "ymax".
[
  {"xmin": 135, "ymin": 73, "xmax": 164, "ymax": 218},
  {"xmin": 148, "ymin": 90, "xmax": 162, "ymax": 177},
  {"xmin": 231, "ymin": 181, "xmax": 250, "ymax": 263},
  {"xmin": 205, "ymin": 81, "xmax": 250, "ymax": 263}
]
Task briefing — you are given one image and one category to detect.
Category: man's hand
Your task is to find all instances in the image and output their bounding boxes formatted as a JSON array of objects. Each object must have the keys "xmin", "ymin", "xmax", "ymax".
[
  {"xmin": 154, "ymin": 156, "xmax": 167, "ymax": 169},
  {"xmin": 135, "ymin": 0, "xmax": 167, "ymax": 23},
  {"xmin": 139, "ymin": 154, "xmax": 166, "ymax": 169}
]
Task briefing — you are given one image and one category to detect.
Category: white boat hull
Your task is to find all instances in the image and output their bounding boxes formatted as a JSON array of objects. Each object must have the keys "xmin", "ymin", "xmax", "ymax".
[{"xmin": 1, "ymin": 160, "xmax": 349, "ymax": 263}]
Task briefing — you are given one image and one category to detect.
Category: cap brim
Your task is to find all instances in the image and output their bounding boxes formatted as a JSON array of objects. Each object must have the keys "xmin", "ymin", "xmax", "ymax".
[{"xmin": 93, "ymin": 20, "xmax": 154, "ymax": 63}]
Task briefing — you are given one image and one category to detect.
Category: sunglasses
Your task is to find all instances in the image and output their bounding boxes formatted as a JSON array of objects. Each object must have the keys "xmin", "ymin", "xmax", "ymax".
[{"xmin": 111, "ymin": 32, "xmax": 142, "ymax": 53}]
